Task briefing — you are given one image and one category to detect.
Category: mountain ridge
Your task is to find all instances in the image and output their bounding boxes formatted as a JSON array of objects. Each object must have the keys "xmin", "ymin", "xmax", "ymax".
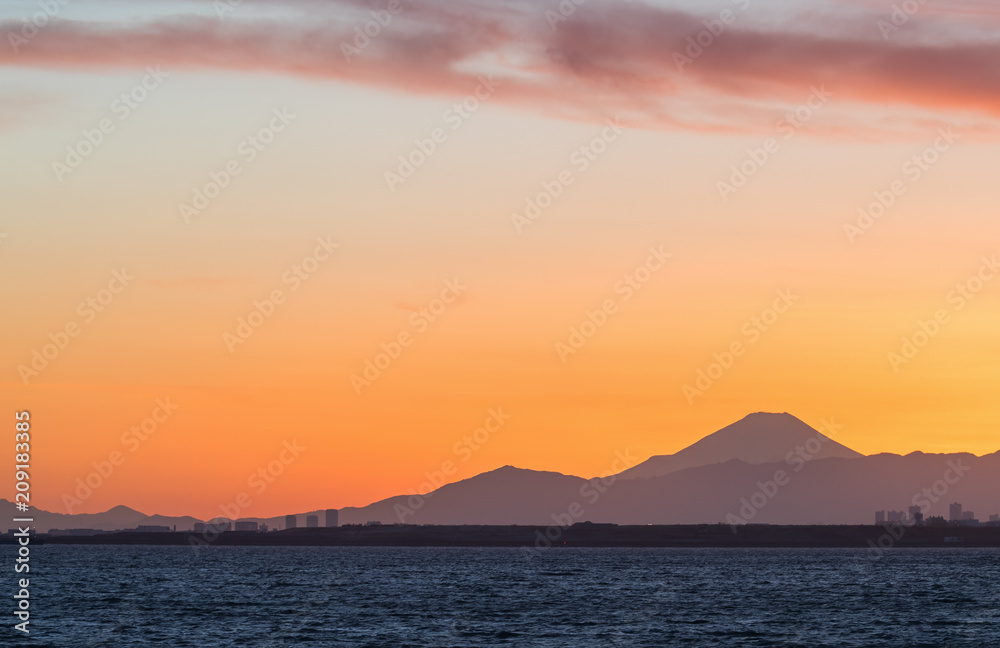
[{"xmin": 8, "ymin": 413, "xmax": 998, "ymax": 531}]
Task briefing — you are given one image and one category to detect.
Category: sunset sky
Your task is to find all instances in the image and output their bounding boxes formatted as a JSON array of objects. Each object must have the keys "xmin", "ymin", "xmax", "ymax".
[{"xmin": 2, "ymin": 0, "xmax": 998, "ymax": 519}]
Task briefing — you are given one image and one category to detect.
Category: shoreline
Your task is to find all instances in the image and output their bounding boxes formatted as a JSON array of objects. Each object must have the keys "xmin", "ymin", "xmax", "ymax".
[{"xmin": 10, "ymin": 524, "xmax": 1000, "ymax": 548}]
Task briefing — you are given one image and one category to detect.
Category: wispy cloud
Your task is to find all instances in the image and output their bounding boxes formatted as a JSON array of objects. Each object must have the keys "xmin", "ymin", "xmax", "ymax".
[{"xmin": 1, "ymin": 0, "xmax": 998, "ymax": 136}]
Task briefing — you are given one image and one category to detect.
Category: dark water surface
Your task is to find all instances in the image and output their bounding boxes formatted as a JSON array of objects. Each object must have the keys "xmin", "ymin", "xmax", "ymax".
[{"xmin": 14, "ymin": 545, "xmax": 1000, "ymax": 647}]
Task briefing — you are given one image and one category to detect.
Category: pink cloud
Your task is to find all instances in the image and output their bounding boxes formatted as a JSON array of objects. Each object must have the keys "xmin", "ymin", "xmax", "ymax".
[{"xmin": 1, "ymin": 1, "xmax": 998, "ymax": 136}]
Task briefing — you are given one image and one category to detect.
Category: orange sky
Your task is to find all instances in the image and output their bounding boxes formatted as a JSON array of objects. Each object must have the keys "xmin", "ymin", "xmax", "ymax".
[{"xmin": 1, "ymin": 0, "xmax": 998, "ymax": 519}]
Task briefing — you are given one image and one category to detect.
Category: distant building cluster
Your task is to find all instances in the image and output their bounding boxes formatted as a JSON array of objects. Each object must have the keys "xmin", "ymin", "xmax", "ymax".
[
  {"xmin": 874, "ymin": 506, "xmax": 923, "ymax": 526},
  {"xmin": 876, "ymin": 503, "xmax": 1000, "ymax": 527},
  {"xmin": 284, "ymin": 509, "xmax": 339, "ymax": 530},
  {"xmin": 29, "ymin": 509, "xmax": 344, "ymax": 537},
  {"xmin": 194, "ymin": 519, "xmax": 268, "ymax": 534},
  {"xmin": 949, "ymin": 502, "xmax": 977, "ymax": 524}
]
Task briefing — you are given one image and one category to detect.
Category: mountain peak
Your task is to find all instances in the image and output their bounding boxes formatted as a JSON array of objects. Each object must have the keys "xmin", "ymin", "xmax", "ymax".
[
  {"xmin": 737, "ymin": 411, "xmax": 796, "ymax": 426},
  {"xmin": 616, "ymin": 412, "xmax": 862, "ymax": 480},
  {"xmin": 106, "ymin": 504, "xmax": 144, "ymax": 515}
]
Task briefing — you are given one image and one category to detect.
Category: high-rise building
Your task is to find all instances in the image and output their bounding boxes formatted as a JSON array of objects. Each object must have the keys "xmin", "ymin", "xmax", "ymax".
[
  {"xmin": 949, "ymin": 502, "xmax": 963, "ymax": 522},
  {"xmin": 990, "ymin": 514, "xmax": 1000, "ymax": 523},
  {"xmin": 306, "ymin": 515, "xmax": 319, "ymax": 528},
  {"xmin": 326, "ymin": 509, "xmax": 339, "ymax": 528},
  {"xmin": 875, "ymin": 510, "xmax": 886, "ymax": 524},
  {"xmin": 285, "ymin": 515, "xmax": 297, "ymax": 530},
  {"xmin": 234, "ymin": 521, "xmax": 259, "ymax": 532}
]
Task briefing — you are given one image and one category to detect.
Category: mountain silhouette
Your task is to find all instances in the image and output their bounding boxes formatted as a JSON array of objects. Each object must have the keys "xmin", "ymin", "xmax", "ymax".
[
  {"xmin": 338, "ymin": 466, "xmax": 591, "ymax": 525},
  {"xmin": 614, "ymin": 412, "xmax": 862, "ymax": 480},
  {"xmin": 333, "ymin": 451, "xmax": 997, "ymax": 526},
  {"xmin": 8, "ymin": 413, "xmax": 998, "ymax": 530}
]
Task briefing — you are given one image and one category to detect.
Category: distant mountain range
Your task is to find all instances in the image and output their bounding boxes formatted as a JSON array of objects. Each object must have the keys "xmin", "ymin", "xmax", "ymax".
[{"xmin": 7, "ymin": 413, "xmax": 998, "ymax": 532}]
